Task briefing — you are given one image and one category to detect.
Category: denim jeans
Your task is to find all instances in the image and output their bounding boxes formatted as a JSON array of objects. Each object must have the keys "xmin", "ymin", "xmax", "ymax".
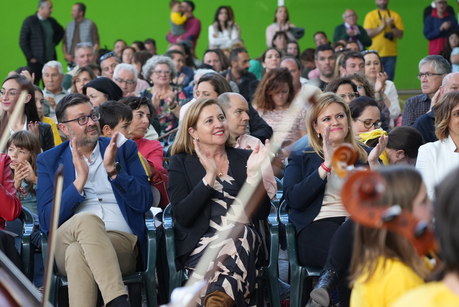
[{"xmin": 381, "ymin": 56, "xmax": 397, "ymax": 81}]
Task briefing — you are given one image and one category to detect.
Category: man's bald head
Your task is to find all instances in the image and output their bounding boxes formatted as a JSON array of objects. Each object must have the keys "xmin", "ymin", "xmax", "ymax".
[{"xmin": 218, "ymin": 92, "xmax": 250, "ymax": 138}]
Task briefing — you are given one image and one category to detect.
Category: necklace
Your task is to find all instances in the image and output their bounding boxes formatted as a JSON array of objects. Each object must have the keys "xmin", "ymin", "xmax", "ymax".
[{"xmin": 217, "ymin": 157, "xmax": 229, "ymax": 177}]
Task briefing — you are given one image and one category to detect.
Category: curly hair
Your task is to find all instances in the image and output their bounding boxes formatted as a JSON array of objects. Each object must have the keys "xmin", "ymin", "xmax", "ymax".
[{"xmin": 142, "ymin": 55, "xmax": 177, "ymax": 82}]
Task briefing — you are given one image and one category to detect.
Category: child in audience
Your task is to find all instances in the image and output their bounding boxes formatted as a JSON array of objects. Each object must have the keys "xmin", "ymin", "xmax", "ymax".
[
  {"xmin": 394, "ymin": 167, "xmax": 459, "ymax": 306},
  {"xmin": 170, "ymin": 0, "xmax": 188, "ymax": 37},
  {"xmin": 349, "ymin": 166, "xmax": 432, "ymax": 307},
  {"xmin": 6, "ymin": 131, "xmax": 41, "ymax": 218}
]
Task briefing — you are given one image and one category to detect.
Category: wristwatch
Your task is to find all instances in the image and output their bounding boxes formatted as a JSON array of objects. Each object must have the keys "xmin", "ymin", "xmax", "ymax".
[{"xmin": 107, "ymin": 162, "xmax": 121, "ymax": 179}]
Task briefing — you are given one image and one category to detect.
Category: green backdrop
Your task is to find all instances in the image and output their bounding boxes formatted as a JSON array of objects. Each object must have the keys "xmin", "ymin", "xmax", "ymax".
[{"xmin": 0, "ymin": 0, "xmax": 439, "ymax": 89}]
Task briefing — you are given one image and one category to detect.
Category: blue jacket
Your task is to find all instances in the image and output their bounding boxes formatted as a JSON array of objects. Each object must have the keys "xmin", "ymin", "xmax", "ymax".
[
  {"xmin": 36, "ymin": 138, "xmax": 153, "ymax": 266},
  {"xmin": 284, "ymin": 145, "xmax": 368, "ymax": 233}
]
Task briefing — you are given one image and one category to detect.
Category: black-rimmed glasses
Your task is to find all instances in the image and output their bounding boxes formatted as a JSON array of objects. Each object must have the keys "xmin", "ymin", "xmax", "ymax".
[{"xmin": 61, "ymin": 111, "xmax": 101, "ymax": 126}]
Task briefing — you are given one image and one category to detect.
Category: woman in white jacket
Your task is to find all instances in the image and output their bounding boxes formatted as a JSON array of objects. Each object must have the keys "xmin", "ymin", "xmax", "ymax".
[
  {"xmin": 416, "ymin": 91, "xmax": 459, "ymax": 199},
  {"xmin": 208, "ymin": 6, "xmax": 241, "ymax": 50}
]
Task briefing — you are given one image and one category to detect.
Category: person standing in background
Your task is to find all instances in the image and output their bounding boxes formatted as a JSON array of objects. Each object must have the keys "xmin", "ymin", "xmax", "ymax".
[
  {"xmin": 424, "ymin": 0, "xmax": 458, "ymax": 55},
  {"xmin": 364, "ymin": 0, "xmax": 404, "ymax": 81},
  {"xmin": 62, "ymin": 3, "xmax": 100, "ymax": 66},
  {"xmin": 334, "ymin": 9, "xmax": 372, "ymax": 50},
  {"xmin": 19, "ymin": 0, "xmax": 64, "ymax": 85}
]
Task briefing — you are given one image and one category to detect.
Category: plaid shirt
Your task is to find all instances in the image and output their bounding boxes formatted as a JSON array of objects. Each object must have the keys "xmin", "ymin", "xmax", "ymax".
[{"xmin": 402, "ymin": 94, "xmax": 431, "ymax": 126}]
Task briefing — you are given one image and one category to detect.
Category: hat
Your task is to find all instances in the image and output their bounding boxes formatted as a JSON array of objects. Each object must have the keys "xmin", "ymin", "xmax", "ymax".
[{"xmin": 83, "ymin": 77, "xmax": 123, "ymax": 101}]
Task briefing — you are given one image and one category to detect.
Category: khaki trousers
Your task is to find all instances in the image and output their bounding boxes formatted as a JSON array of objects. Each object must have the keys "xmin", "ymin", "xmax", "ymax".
[{"xmin": 54, "ymin": 213, "xmax": 138, "ymax": 306}]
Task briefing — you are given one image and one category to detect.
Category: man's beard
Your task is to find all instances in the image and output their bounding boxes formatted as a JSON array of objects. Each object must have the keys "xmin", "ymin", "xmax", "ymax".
[{"xmin": 71, "ymin": 125, "xmax": 100, "ymax": 148}]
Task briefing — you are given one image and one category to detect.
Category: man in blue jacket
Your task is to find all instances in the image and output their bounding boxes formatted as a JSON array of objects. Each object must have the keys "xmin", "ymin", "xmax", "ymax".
[{"xmin": 37, "ymin": 93, "xmax": 153, "ymax": 306}]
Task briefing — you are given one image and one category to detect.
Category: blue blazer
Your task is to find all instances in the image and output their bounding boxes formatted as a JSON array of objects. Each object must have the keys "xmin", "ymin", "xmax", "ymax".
[
  {"xmin": 284, "ymin": 145, "xmax": 368, "ymax": 233},
  {"xmin": 36, "ymin": 137, "xmax": 153, "ymax": 266}
]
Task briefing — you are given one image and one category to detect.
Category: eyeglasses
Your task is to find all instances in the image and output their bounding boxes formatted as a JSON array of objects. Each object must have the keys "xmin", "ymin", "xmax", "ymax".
[
  {"xmin": 361, "ymin": 50, "xmax": 379, "ymax": 56},
  {"xmin": 417, "ymin": 72, "xmax": 444, "ymax": 79},
  {"xmin": 0, "ymin": 89, "xmax": 19, "ymax": 97},
  {"xmin": 61, "ymin": 111, "xmax": 101, "ymax": 126},
  {"xmin": 357, "ymin": 119, "xmax": 382, "ymax": 129},
  {"xmin": 339, "ymin": 92, "xmax": 359, "ymax": 100},
  {"xmin": 99, "ymin": 51, "xmax": 117, "ymax": 63},
  {"xmin": 114, "ymin": 77, "xmax": 136, "ymax": 85}
]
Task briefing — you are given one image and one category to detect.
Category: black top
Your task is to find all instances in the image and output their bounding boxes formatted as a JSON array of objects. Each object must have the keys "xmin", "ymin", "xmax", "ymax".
[
  {"xmin": 19, "ymin": 14, "xmax": 64, "ymax": 63},
  {"xmin": 168, "ymin": 147, "xmax": 270, "ymax": 268}
]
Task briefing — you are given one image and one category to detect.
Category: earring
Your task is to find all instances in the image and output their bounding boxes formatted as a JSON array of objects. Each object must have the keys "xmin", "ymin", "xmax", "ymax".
[
  {"xmin": 195, "ymin": 137, "xmax": 199, "ymax": 142},
  {"xmin": 317, "ymin": 133, "xmax": 321, "ymax": 139}
]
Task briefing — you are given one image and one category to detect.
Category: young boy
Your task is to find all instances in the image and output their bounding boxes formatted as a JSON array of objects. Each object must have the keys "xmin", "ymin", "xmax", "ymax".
[
  {"xmin": 98, "ymin": 100, "xmax": 133, "ymax": 139},
  {"xmin": 170, "ymin": 0, "xmax": 188, "ymax": 36}
]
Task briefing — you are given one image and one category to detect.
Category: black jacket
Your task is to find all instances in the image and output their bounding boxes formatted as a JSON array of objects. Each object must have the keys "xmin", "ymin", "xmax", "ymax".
[
  {"xmin": 37, "ymin": 122, "xmax": 54, "ymax": 152},
  {"xmin": 19, "ymin": 14, "xmax": 64, "ymax": 63},
  {"xmin": 168, "ymin": 147, "xmax": 270, "ymax": 268}
]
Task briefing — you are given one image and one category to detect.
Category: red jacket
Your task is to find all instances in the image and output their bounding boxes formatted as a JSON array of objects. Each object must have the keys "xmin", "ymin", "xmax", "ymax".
[
  {"xmin": 134, "ymin": 138, "xmax": 169, "ymax": 208},
  {"xmin": 0, "ymin": 154, "xmax": 22, "ymax": 229}
]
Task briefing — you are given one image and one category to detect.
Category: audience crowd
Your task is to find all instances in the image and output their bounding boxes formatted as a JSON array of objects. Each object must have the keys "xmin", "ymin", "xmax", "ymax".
[{"xmin": 2, "ymin": 0, "xmax": 459, "ymax": 306}]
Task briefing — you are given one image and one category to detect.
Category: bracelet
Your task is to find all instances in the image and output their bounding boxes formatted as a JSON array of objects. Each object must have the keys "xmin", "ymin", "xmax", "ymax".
[{"xmin": 320, "ymin": 162, "xmax": 331, "ymax": 173}]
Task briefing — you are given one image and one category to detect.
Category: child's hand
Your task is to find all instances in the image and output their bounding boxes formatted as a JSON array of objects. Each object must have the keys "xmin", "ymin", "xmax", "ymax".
[{"xmin": 21, "ymin": 161, "xmax": 37, "ymax": 184}]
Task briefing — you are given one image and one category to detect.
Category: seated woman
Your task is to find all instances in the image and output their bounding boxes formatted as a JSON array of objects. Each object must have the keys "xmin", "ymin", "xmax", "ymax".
[
  {"xmin": 416, "ymin": 91, "xmax": 459, "ymax": 199},
  {"xmin": 309, "ymin": 127, "xmax": 425, "ymax": 307},
  {"xmin": 349, "ymin": 166, "xmax": 432, "ymax": 307},
  {"xmin": 34, "ymin": 86, "xmax": 62, "ymax": 146},
  {"xmin": 1, "ymin": 75, "xmax": 54, "ymax": 152},
  {"xmin": 271, "ymin": 31, "xmax": 289, "ymax": 54},
  {"xmin": 362, "ymin": 50, "xmax": 401, "ymax": 126},
  {"xmin": 249, "ymin": 47, "xmax": 282, "ymax": 80},
  {"xmin": 69, "ymin": 66, "xmax": 96, "ymax": 94},
  {"xmin": 168, "ymin": 98, "xmax": 271, "ymax": 305},
  {"xmin": 325, "ymin": 77, "xmax": 360, "ymax": 104},
  {"xmin": 118, "ymin": 97, "xmax": 168, "ymax": 207},
  {"xmin": 284, "ymin": 93, "xmax": 371, "ymax": 269},
  {"xmin": 180, "ymin": 72, "xmax": 274, "ymax": 143},
  {"xmin": 349, "ymin": 96, "xmax": 385, "ymax": 149},
  {"xmin": 253, "ymin": 67, "xmax": 307, "ymax": 150},
  {"xmin": 82, "ymin": 76, "xmax": 123, "ymax": 107},
  {"xmin": 394, "ymin": 167, "xmax": 459, "ymax": 306}
]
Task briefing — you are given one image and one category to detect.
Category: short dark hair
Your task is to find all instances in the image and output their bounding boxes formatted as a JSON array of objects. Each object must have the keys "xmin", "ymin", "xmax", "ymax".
[
  {"xmin": 203, "ymin": 49, "xmax": 229, "ymax": 70},
  {"xmin": 300, "ymin": 48, "xmax": 315, "ymax": 62},
  {"xmin": 314, "ymin": 44, "xmax": 334, "ymax": 60},
  {"xmin": 56, "ymin": 93, "xmax": 91, "ymax": 123},
  {"xmin": 341, "ymin": 51, "xmax": 364, "ymax": 68},
  {"xmin": 325, "ymin": 76, "xmax": 358, "ymax": 94},
  {"xmin": 183, "ymin": 0, "xmax": 195, "ymax": 11},
  {"xmin": 98, "ymin": 101, "xmax": 133, "ymax": 129},
  {"xmin": 118, "ymin": 96, "xmax": 155, "ymax": 118},
  {"xmin": 313, "ymin": 31, "xmax": 328, "ymax": 39},
  {"xmin": 197, "ymin": 73, "xmax": 232, "ymax": 95},
  {"xmin": 74, "ymin": 2, "xmax": 86, "ymax": 14},
  {"xmin": 434, "ymin": 167, "xmax": 459, "ymax": 273},
  {"xmin": 386, "ymin": 126, "xmax": 424, "ymax": 159},
  {"xmin": 349, "ymin": 96, "xmax": 380, "ymax": 120},
  {"xmin": 166, "ymin": 50, "xmax": 185, "ymax": 59},
  {"xmin": 229, "ymin": 47, "xmax": 248, "ymax": 63},
  {"xmin": 144, "ymin": 38, "xmax": 156, "ymax": 47}
]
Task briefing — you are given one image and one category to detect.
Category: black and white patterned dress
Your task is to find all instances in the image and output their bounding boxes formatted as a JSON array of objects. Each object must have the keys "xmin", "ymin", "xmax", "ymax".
[{"xmin": 185, "ymin": 174, "xmax": 261, "ymax": 306}]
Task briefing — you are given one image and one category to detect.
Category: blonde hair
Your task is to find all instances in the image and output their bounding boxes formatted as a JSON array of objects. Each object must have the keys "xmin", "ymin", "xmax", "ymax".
[
  {"xmin": 306, "ymin": 92, "xmax": 367, "ymax": 161},
  {"xmin": 435, "ymin": 91, "xmax": 459, "ymax": 140},
  {"xmin": 171, "ymin": 98, "xmax": 232, "ymax": 155},
  {"xmin": 349, "ymin": 165, "xmax": 431, "ymax": 285}
]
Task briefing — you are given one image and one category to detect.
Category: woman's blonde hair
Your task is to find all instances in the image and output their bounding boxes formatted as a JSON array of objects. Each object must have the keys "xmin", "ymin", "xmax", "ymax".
[
  {"xmin": 435, "ymin": 91, "xmax": 459, "ymax": 140},
  {"xmin": 349, "ymin": 165, "xmax": 431, "ymax": 285},
  {"xmin": 171, "ymin": 98, "xmax": 232, "ymax": 155},
  {"xmin": 306, "ymin": 92, "xmax": 367, "ymax": 161}
]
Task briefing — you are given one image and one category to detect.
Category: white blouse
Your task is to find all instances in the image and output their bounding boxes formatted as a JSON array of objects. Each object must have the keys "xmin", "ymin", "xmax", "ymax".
[
  {"xmin": 208, "ymin": 24, "xmax": 241, "ymax": 49},
  {"xmin": 384, "ymin": 80, "xmax": 401, "ymax": 121},
  {"xmin": 416, "ymin": 136, "xmax": 459, "ymax": 199}
]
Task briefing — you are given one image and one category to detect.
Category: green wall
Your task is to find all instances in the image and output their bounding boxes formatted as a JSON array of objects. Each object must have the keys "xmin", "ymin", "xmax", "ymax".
[{"xmin": 0, "ymin": 0, "xmax": 437, "ymax": 89}]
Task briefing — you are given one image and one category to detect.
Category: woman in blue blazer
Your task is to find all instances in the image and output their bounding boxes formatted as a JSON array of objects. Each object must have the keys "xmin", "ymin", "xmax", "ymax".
[{"xmin": 283, "ymin": 92, "xmax": 372, "ymax": 268}]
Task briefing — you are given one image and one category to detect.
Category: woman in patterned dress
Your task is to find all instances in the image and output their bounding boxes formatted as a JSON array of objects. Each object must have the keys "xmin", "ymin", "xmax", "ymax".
[{"xmin": 168, "ymin": 98, "xmax": 272, "ymax": 306}]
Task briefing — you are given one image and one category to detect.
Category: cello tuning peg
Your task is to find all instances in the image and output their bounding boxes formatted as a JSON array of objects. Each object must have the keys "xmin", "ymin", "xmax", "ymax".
[{"xmin": 381, "ymin": 205, "xmax": 402, "ymax": 222}]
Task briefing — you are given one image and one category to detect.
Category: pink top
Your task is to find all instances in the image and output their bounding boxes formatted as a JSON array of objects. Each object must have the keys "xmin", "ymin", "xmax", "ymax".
[
  {"xmin": 167, "ymin": 16, "xmax": 202, "ymax": 47},
  {"xmin": 134, "ymin": 138, "xmax": 166, "ymax": 173},
  {"xmin": 265, "ymin": 22, "xmax": 296, "ymax": 47},
  {"xmin": 234, "ymin": 134, "xmax": 276, "ymax": 199},
  {"xmin": 257, "ymin": 107, "xmax": 307, "ymax": 148}
]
